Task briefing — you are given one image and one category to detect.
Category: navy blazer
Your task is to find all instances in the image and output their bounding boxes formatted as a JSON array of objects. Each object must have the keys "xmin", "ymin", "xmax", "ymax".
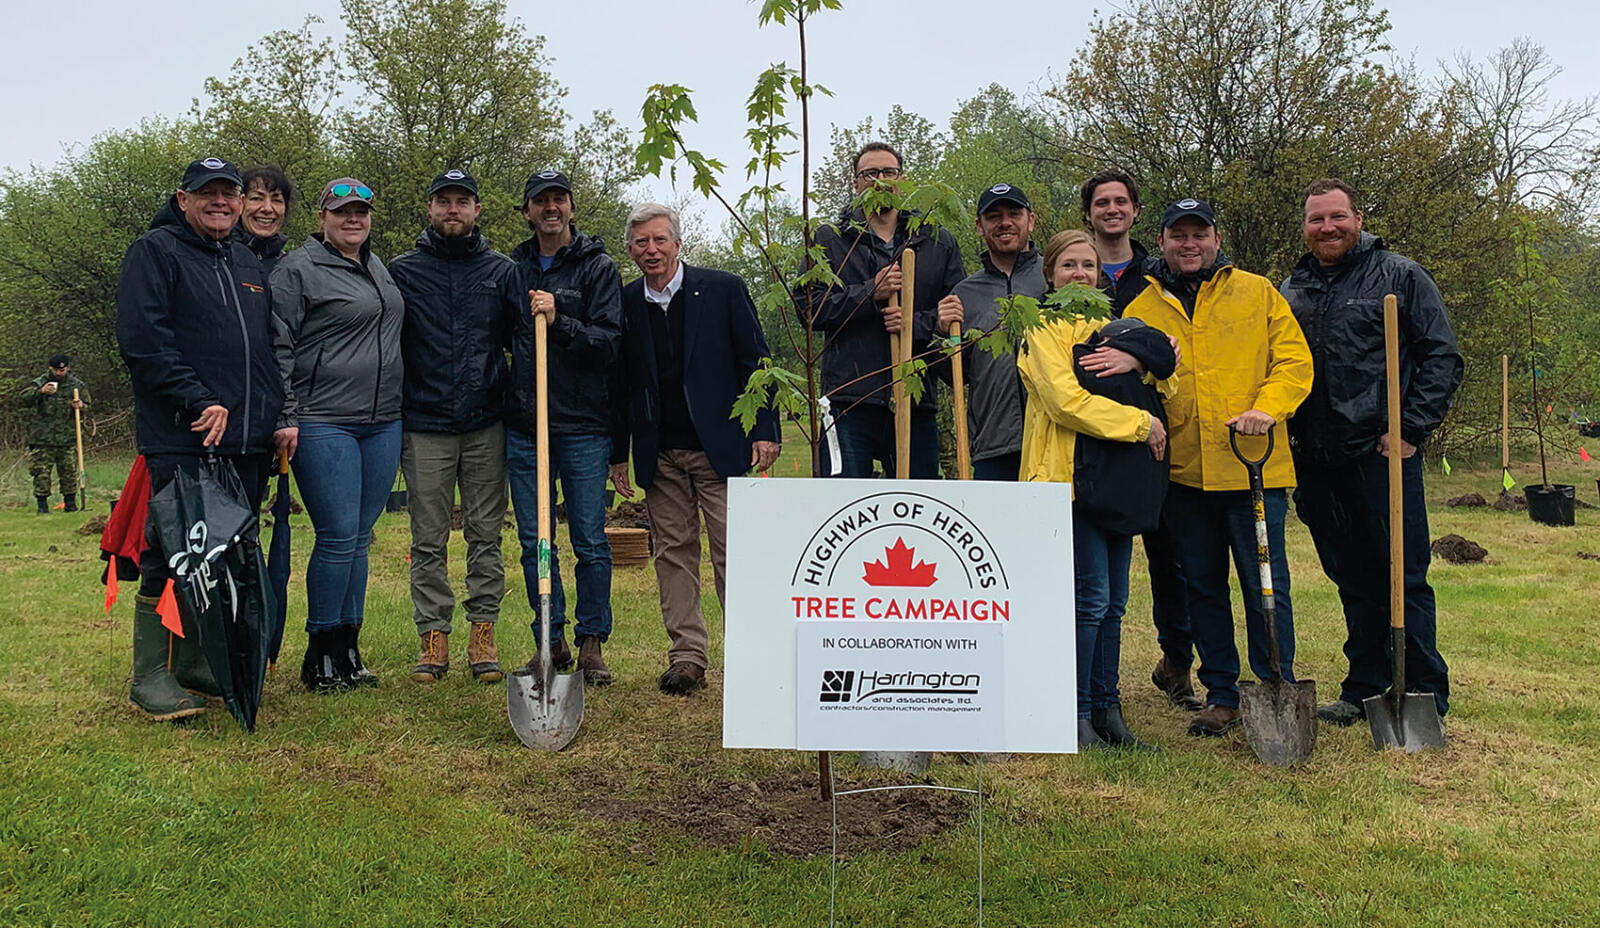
[{"xmin": 613, "ymin": 263, "xmax": 780, "ymax": 489}]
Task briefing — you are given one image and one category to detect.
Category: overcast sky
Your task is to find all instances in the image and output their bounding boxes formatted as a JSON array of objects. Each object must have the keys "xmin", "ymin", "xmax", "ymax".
[{"xmin": 6, "ymin": 0, "xmax": 1597, "ymax": 206}]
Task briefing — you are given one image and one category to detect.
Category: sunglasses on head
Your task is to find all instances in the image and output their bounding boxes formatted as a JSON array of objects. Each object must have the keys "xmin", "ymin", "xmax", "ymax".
[{"xmin": 329, "ymin": 184, "xmax": 374, "ymax": 201}]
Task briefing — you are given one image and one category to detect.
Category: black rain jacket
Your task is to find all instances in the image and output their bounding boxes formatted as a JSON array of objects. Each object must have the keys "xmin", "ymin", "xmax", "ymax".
[
  {"xmin": 1281, "ymin": 232, "xmax": 1462, "ymax": 463},
  {"xmin": 508, "ymin": 229, "xmax": 623, "ymax": 436},
  {"xmin": 803, "ymin": 208, "xmax": 965, "ymax": 413},
  {"xmin": 116, "ymin": 197, "xmax": 285, "ymax": 456},
  {"xmin": 234, "ymin": 227, "xmax": 288, "ymax": 276},
  {"xmin": 390, "ymin": 227, "xmax": 520, "ymax": 434}
]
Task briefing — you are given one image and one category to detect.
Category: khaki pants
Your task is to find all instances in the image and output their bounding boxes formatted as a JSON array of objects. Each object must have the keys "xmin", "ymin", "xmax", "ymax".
[
  {"xmin": 402, "ymin": 424, "xmax": 507, "ymax": 634},
  {"xmin": 643, "ymin": 450, "xmax": 728, "ymax": 670},
  {"xmin": 30, "ymin": 445, "xmax": 76, "ymax": 497}
]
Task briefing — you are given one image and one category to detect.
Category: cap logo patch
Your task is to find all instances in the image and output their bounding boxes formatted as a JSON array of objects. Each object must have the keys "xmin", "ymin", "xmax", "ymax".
[
  {"xmin": 1176, "ymin": 198, "xmax": 1200, "ymax": 209},
  {"xmin": 445, "ymin": 170, "xmax": 465, "ymax": 179},
  {"xmin": 201, "ymin": 158, "xmax": 226, "ymax": 169},
  {"xmin": 538, "ymin": 170, "xmax": 558, "ymax": 179},
  {"xmin": 989, "ymin": 184, "xmax": 1011, "ymax": 194}
]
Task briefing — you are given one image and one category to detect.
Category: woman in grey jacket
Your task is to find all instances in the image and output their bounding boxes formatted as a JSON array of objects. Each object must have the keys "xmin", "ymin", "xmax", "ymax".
[{"xmin": 270, "ymin": 177, "xmax": 405, "ymax": 693}]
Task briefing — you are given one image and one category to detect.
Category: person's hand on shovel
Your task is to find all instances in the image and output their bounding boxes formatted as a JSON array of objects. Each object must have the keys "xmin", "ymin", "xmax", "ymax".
[
  {"xmin": 872, "ymin": 263, "xmax": 903, "ymax": 303},
  {"xmin": 936, "ymin": 294, "xmax": 964, "ymax": 335},
  {"xmin": 1377, "ymin": 434, "xmax": 1417, "ymax": 458},
  {"xmin": 1225, "ymin": 409, "xmax": 1275, "ymax": 436},
  {"xmin": 274, "ymin": 426, "xmax": 299, "ymax": 460},
  {"xmin": 528, "ymin": 289, "xmax": 556, "ymax": 320}
]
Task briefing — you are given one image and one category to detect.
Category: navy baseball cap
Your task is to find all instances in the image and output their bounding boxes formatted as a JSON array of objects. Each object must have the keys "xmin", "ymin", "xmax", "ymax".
[
  {"xmin": 976, "ymin": 183, "xmax": 1031, "ymax": 216},
  {"xmin": 180, "ymin": 157, "xmax": 243, "ymax": 192},
  {"xmin": 523, "ymin": 169, "xmax": 572, "ymax": 204},
  {"xmin": 1160, "ymin": 198, "xmax": 1216, "ymax": 229},
  {"xmin": 428, "ymin": 168, "xmax": 479, "ymax": 198}
]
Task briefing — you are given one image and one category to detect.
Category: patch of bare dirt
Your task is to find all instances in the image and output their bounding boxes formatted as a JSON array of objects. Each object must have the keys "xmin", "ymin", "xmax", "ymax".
[
  {"xmin": 1432, "ymin": 533, "xmax": 1488, "ymax": 564},
  {"xmin": 1493, "ymin": 490, "xmax": 1527, "ymax": 511},
  {"xmin": 1445, "ymin": 493, "xmax": 1487, "ymax": 508},
  {"xmin": 585, "ymin": 773, "xmax": 971, "ymax": 858},
  {"xmin": 606, "ymin": 500, "xmax": 650, "ymax": 529},
  {"xmin": 1577, "ymin": 551, "xmax": 1600, "ymax": 562},
  {"xmin": 76, "ymin": 514, "xmax": 109, "ymax": 535}
]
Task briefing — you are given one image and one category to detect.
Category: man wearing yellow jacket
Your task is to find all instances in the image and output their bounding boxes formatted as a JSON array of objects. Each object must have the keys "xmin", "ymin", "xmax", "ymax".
[{"xmin": 1125, "ymin": 200, "xmax": 1313, "ymax": 737}]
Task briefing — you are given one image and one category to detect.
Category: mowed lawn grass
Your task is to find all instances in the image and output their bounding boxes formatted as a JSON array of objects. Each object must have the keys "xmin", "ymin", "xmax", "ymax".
[{"xmin": 1, "ymin": 441, "xmax": 1598, "ymax": 927}]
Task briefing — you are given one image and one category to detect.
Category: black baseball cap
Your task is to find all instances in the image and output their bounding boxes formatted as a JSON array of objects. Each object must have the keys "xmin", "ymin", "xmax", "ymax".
[
  {"xmin": 523, "ymin": 170, "xmax": 572, "ymax": 204},
  {"xmin": 976, "ymin": 183, "xmax": 1031, "ymax": 216},
  {"xmin": 180, "ymin": 157, "xmax": 243, "ymax": 192},
  {"xmin": 428, "ymin": 168, "xmax": 479, "ymax": 198},
  {"xmin": 48, "ymin": 353, "xmax": 70, "ymax": 368},
  {"xmin": 1160, "ymin": 198, "xmax": 1216, "ymax": 229}
]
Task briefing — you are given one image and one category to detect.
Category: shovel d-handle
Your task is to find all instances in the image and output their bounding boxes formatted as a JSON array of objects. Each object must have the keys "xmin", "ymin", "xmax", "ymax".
[{"xmin": 1229, "ymin": 423, "xmax": 1283, "ymax": 679}]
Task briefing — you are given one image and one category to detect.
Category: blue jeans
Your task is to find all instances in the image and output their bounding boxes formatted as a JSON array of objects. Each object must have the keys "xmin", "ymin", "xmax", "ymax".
[
  {"xmin": 972, "ymin": 451, "xmax": 1021, "ymax": 482},
  {"xmin": 823, "ymin": 405, "xmax": 939, "ymax": 478},
  {"xmin": 293, "ymin": 420, "xmax": 402, "ymax": 632},
  {"xmin": 1164, "ymin": 482, "xmax": 1296, "ymax": 708},
  {"xmin": 506, "ymin": 428, "xmax": 613, "ymax": 643},
  {"xmin": 1074, "ymin": 511, "xmax": 1133, "ymax": 718},
  {"xmin": 1295, "ymin": 451, "xmax": 1448, "ymax": 715}
]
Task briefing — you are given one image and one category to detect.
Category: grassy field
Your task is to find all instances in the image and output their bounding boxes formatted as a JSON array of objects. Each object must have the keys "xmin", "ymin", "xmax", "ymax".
[{"xmin": 1, "ymin": 441, "xmax": 1598, "ymax": 926}]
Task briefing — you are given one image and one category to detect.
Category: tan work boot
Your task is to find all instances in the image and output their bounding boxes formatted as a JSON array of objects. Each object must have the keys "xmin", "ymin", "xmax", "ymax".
[
  {"xmin": 577, "ymin": 635, "xmax": 612, "ymax": 686},
  {"xmin": 467, "ymin": 622, "xmax": 503, "ymax": 683},
  {"xmin": 411, "ymin": 629, "xmax": 449, "ymax": 683}
]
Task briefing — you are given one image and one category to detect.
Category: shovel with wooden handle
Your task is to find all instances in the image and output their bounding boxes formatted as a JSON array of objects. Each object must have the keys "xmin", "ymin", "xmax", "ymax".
[
  {"xmin": 508, "ymin": 307, "xmax": 584, "ymax": 750},
  {"xmin": 73, "ymin": 389, "xmax": 86, "ymax": 511},
  {"xmin": 1365, "ymin": 293, "xmax": 1446, "ymax": 752},
  {"xmin": 860, "ymin": 247, "xmax": 932, "ymax": 776},
  {"xmin": 1231, "ymin": 425, "xmax": 1317, "ymax": 766},
  {"xmin": 950, "ymin": 323, "xmax": 971, "ymax": 481}
]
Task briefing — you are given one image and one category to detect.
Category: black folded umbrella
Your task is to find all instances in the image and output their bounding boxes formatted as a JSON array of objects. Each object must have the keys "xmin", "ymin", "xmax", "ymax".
[{"xmin": 147, "ymin": 455, "xmax": 275, "ymax": 732}]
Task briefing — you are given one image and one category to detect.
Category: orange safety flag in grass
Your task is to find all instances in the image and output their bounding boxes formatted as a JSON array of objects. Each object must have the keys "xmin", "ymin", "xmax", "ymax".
[
  {"xmin": 157, "ymin": 580, "xmax": 183, "ymax": 637},
  {"xmin": 104, "ymin": 557, "xmax": 118, "ymax": 614},
  {"xmin": 1582, "ymin": 447, "xmax": 1592, "ymax": 463}
]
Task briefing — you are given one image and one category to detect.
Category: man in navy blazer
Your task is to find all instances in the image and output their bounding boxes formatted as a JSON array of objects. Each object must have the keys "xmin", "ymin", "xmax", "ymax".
[{"xmin": 612, "ymin": 203, "xmax": 781, "ymax": 695}]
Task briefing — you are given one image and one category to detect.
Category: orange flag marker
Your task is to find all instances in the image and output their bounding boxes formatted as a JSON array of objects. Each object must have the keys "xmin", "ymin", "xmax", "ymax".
[
  {"xmin": 156, "ymin": 580, "xmax": 183, "ymax": 637},
  {"xmin": 104, "ymin": 556, "xmax": 119, "ymax": 614}
]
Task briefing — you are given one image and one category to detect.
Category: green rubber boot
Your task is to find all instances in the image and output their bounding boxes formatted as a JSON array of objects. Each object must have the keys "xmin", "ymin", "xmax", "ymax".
[
  {"xmin": 129, "ymin": 595, "xmax": 207, "ymax": 722},
  {"xmin": 172, "ymin": 606, "xmax": 221, "ymax": 698}
]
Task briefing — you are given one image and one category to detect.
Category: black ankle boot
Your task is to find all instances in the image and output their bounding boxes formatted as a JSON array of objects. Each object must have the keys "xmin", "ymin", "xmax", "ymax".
[
  {"xmin": 340, "ymin": 625, "xmax": 378, "ymax": 687},
  {"xmin": 1092, "ymin": 705, "xmax": 1159, "ymax": 752},
  {"xmin": 301, "ymin": 630, "xmax": 350, "ymax": 694},
  {"xmin": 36, "ymin": 496, "xmax": 49, "ymax": 515},
  {"xmin": 1078, "ymin": 718, "xmax": 1108, "ymax": 750},
  {"xmin": 63, "ymin": 495, "xmax": 78, "ymax": 513}
]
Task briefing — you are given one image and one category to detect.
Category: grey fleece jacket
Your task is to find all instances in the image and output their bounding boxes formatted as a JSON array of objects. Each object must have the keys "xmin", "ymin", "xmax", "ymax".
[
  {"xmin": 270, "ymin": 236, "xmax": 405, "ymax": 427},
  {"xmin": 949, "ymin": 247, "xmax": 1046, "ymax": 463}
]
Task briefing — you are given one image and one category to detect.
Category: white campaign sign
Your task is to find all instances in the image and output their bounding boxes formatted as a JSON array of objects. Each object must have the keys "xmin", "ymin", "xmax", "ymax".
[{"xmin": 723, "ymin": 478, "xmax": 1076, "ymax": 753}]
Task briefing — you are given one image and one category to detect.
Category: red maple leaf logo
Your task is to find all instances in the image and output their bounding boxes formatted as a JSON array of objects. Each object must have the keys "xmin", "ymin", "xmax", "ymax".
[{"xmin": 862, "ymin": 537, "xmax": 937, "ymax": 587}]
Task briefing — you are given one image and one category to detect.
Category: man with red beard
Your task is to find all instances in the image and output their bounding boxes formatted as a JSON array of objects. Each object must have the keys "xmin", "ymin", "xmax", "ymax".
[{"xmin": 1281, "ymin": 178, "xmax": 1461, "ymax": 728}]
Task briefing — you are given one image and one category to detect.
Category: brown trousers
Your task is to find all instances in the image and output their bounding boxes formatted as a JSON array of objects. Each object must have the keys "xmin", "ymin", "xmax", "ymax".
[{"xmin": 643, "ymin": 450, "xmax": 728, "ymax": 670}]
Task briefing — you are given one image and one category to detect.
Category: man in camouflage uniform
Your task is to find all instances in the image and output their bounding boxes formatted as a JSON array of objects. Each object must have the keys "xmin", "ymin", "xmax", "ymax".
[{"xmin": 20, "ymin": 354, "xmax": 89, "ymax": 513}]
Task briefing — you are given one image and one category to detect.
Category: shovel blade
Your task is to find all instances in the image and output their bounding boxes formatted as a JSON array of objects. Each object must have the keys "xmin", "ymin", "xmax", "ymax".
[
  {"xmin": 1239, "ymin": 678, "xmax": 1318, "ymax": 767},
  {"xmin": 507, "ymin": 666, "xmax": 585, "ymax": 751},
  {"xmin": 1363, "ymin": 691, "xmax": 1445, "ymax": 752}
]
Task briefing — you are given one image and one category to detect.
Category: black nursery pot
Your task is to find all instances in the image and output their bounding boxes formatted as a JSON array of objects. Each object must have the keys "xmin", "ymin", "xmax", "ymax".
[
  {"xmin": 1527, "ymin": 483, "xmax": 1576, "ymax": 527},
  {"xmin": 386, "ymin": 489, "xmax": 408, "ymax": 513}
]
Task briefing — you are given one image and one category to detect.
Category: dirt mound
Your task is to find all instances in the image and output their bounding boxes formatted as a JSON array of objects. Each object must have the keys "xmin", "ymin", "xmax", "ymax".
[
  {"xmin": 76, "ymin": 514, "xmax": 110, "ymax": 535},
  {"xmin": 1432, "ymin": 534, "xmax": 1488, "ymax": 564},
  {"xmin": 587, "ymin": 773, "xmax": 971, "ymax": 858},
  {"xmin": 263, "ymin": 492, "xmax": 302, "ymax": 515},
  {"xmin": 1445, "ymin": 493, "xmax": 1487, "ymax": 507},
  {"xmin": 1492, "ymin": 491, "xmax": 1527, "ymax": 511},
  {"xmin": 1578, "ymin": 551, "xmax": 1600, "ymax": 562},
  {"xmin": 607, "ymin": 499, "xmax": 650, "ymax": 529}
]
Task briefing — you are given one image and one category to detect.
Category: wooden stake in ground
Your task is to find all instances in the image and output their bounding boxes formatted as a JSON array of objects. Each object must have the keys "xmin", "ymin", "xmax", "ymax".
[
  {"xmin": 72, "ymin": 388, "xmax": 86, "ymax": 511},
  {"xmin": 895, "ymin": 248, "xmax": 916, "ymax": 479}
]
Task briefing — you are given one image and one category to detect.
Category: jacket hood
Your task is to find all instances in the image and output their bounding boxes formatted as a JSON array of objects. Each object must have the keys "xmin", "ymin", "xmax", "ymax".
[
  {"xmin": 302, "ymin": 233, "xmax": 374, "ymax": 267},
  {"xmin": 416, "ymin": 226, "xmax": 490, "ymax": 259},
  {"xmin": 1152, "ymin": 249, "xmax": 1232, "ymax": 289},
  {"xmin": 233, "ymin": 226, "xmax": 287, "ymax": 262},
  {"xmin": 510, "ymin": 228, "xmax": 606, "ymax": 264},
  {"xmin": 149, "ymin": 196, "xmax": 224, "ymax": 251},
  {"xmin": 979, "ymin": 245, "xmax": 1040, "ymax": 279}
]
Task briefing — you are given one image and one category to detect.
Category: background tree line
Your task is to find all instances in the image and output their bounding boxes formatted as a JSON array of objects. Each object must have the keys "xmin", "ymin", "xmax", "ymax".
[{"xmin": 2, "ymin": 0, "xmax": 1596, "ymax": 461}]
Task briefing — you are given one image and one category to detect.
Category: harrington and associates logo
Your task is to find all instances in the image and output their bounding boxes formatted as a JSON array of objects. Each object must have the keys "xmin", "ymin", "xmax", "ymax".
[{"xmin": 818, "ymin": 667, "xmax": 982, "ymax": 709}]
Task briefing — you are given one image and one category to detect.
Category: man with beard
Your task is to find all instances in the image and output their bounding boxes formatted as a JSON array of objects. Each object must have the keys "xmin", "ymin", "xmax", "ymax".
[
  {"xmin": 806, "ymin": 142, "xmax": 965, "ymax": 478},
  {"xmin": 1282, "ymin": 178, "xmax": 1461, "ymax": 726},
  {"xmin": 508, "ymin": 170, "xmax": 623, "ymax": 684},
  {"xmin": 939, "ymin": 182, "xmax": 1042, "ymax": 481},
  {"xmin": 115, "ymin": 157, "xmax": 287, "ymax": 722},
  {"xmin": 1124, "ymin": 199, "xmax": 1313, "ymax": 737},
  {"xmin": 390, "ymin": 169, "xmax": 524, "ymax": 685},
  {"xmin": 235, "ymin": 166, "xmax": 295, "ymax": 273}
]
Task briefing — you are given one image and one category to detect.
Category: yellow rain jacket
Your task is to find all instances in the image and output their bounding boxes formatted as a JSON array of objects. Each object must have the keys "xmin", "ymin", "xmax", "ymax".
[
  {"xmin": 1124, "ymin": 264, "xmax": 1312, "ymax": 491},
  {"xmin": 1017, "ymin": 315, "xmax": 1155, "ymax": 493}
]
